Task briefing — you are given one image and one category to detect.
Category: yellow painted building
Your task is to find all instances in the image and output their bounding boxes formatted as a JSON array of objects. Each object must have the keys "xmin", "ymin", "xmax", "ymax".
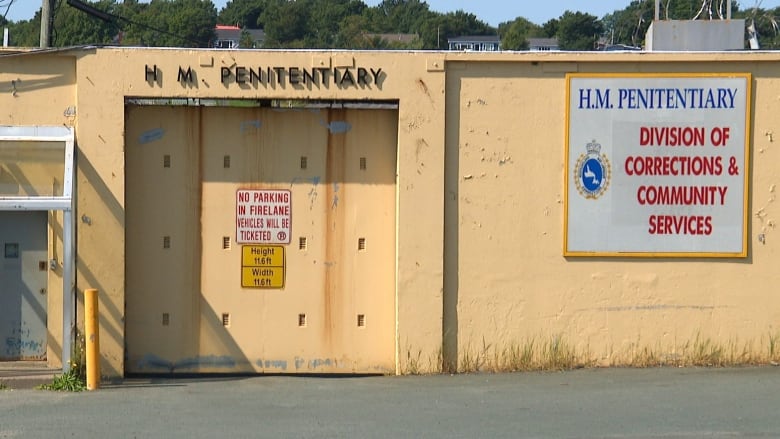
[{"xmin": 1, "ymin": 47, "xmax": 778, "ymax": 378}]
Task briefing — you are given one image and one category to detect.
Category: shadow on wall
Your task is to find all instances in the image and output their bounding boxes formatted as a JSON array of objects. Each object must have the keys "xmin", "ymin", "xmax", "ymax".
[
  {"xmin": 75, "ymin": 152, "xmax": 126, "ymax": 377},
  {"xmin": 129, "ymin": 300, "xmax": 254, "ymax": 374}
]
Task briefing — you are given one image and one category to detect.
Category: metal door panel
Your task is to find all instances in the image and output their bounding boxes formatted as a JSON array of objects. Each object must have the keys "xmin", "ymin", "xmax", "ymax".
[{"xmin": 0, "ymin": 211, "xmax": 47, "ymax": 360}]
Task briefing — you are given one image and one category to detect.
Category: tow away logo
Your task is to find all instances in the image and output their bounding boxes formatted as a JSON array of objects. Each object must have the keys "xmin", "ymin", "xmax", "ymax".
[{"xmin": 575, "ymin": 140, "xmax": 611, "ymax": 199}]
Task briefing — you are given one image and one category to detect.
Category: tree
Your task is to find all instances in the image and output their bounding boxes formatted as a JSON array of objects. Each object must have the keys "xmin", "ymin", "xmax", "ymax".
[
  {"xmin": 307, "ymin": 0, "xmax": 365, "ymax": 47},
  {"xmin": 52, "ymin": 0, "xmax": 118, "ymax": 46},
  {"xmin": 130, "ymin": 0, "xmax": 217, "ymax": 47},
  {"xmin": 541, "ymin": 18, "xmax": 558, "ymax": 38},
  {"xmin": 219, "ymin": 0, "xmax": 266, "ymax": 27},
  {"xmin": 417, "ymin": 10, "xmax": 494, "ymax": 49},
  {"xmin": 740, "ymin": 5, "xmax": 780, "ymax": 49},
  {"xmin": 602, "ymin": 1, "xmax": 654, "ymax": 47},
  {"xmin": 498, "ymin": 17, "xmax": 541, "ymax": 51},
  {"xmin": 260, "ymin": 0, "xmax": 310, "ymax": 47},
  {"xmin": 6, "ymin": 11, "xmax": 41, "ymax": 47},
  {"xmin": 364, "ymin": 0, "xmax": 434, "ymax": 34},
  {"xmin": 556, "ymin": 10, "xmax": 603, "ymax": 50}
]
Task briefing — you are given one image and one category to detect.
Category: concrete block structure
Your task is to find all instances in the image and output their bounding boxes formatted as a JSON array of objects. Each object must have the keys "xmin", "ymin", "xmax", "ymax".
[{"xmin": 1, "ymin": 47, "xmax": 778, "ymax": 378}]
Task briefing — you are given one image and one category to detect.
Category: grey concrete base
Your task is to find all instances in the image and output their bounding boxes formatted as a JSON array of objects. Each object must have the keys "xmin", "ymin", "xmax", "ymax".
[
  {"xmin": 0, "ymin": 361, "xmax": 58, "ymax": 390},
  {"xmin": 1, "ymin": 366, "xmax": 779, "ymax": 438}
]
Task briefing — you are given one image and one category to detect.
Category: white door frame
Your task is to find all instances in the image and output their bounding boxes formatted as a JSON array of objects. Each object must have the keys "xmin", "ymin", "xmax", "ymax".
[{"xmin": 0, "ymin": 126, "xmax": 75, "ymax": 372}]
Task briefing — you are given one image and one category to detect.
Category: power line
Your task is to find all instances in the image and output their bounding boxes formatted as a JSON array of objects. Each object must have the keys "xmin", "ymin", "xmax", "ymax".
[
  {"xmin": 66, "ymin": 0, "xmax": 211, "ymax": 47},
  {"xmin": 0, "ymin": 0, "xmax": 15, "ymax": 20}
]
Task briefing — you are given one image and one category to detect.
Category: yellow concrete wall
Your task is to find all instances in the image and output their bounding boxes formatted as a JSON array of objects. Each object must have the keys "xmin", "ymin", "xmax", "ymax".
[
  {"xmin": 445, "ymin": 53, "xmax": 780, "ymax": 370},
  {"xmin": 5, "ymin": 48, "xmax": 780, "ymax": 376},
  {"xmin": 74, "ymin": 49, "xmax": 445, "ymax": 376}
]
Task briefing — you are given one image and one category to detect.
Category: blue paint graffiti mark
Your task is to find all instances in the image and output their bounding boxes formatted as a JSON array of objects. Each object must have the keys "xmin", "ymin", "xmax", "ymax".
[
  {"xmin": 308, "ymin": 358, "xmax": 334, "ymax": 369},
  {"xmin": 240, "ymin": 120, "xmax": 262, "ymax": 132},
  {"xmin": 331, "ymin": 182, "xmax": 340, "ymax": 208},
  {"xmin": 291, "ymin": 176, "xmax": 322, "ymax": 210},
  {"xmin": 328, "ymin": 121, "xmax": 351, "ymax": 134},
  {"xmin": 4, "ymin": 337, "xmax": 43, "ymax": 355},
  {"xmin": 175, "ymin": 355, "xmax": 236, "ymax": 370},
  {"xmin": 308, "ymin": 187, "xmax": 319, "ymax": 208},
  {"xmin": 254, "ymin": 359, "xmax": 288, "ymax": 371},
  {"xmin": 138, "ymin": 354, "xmax": 173, "ymax": 371},
  {"xmin": 294, "ymin": 357, "xmax": 305, "ymax": 370},
  {"xmin": 582, "ymin": 304, "xmax": 721, "ymax": 313},
  {"xmin": 265, "ymin": 360, "xmax": 288, "ymax": 370},
  {"xmin": 138, "ymin": 128, "xmax": 165, "ymax": 144},
  {"xmin": 137, "ymin": 354, "xmax": 236, "ymax": 372},
  {"xmin": 318, "ymin": 118, "xmax": 352, "ymax": 134}
]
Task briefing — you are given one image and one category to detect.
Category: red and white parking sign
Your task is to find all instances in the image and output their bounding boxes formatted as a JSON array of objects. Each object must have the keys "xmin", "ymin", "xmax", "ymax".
[{"xmin": 236, "ymin": 189, "xmax": 292, "ymax": 244}]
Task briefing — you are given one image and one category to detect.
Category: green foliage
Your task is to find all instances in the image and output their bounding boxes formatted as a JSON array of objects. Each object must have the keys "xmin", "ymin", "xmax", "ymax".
[
  {"xmin": 38, "ymin": 369, "xmax": 86, "ymax": 392},
  {"xmin": 741, "ymin": 6, "xmax": 780, "ymax": 50},
  {"xmin": 556, "ymin": 10, "xmax": 604, "ymax": 50},
  {"xmin": 219, "ymin": 0, "xmax": 267, "ymax": 28},
  {"xmin": 602, "ymin": 0, "xmax": 654, "ymax": 47},
  {"xmin": 308, "ymin": 0, "xmax": 365, "ymax": 48},
  {"xmin": 11, "ymin": 0, "xmax": 217, "ymax": 48},
  {"xmin": 52, "ymin": 0, "xmax": 118, "ymax": 46},
  {"xmin": 456, "ymin": 335, "xmax": 589, "ymax": 374},
  {"xmin": 6, "ymin": 0, "xmax": 778, "ymax": 51},
  {"xmin": 418, "ymin": 10, "xmax": 493, "ymax": 49},
  {"xmin": 130, "ymin": 0, "xmax": 217, "ymax": 47},
  {"xmin": 38, "ymin": 331, "xmax": 87, "ymax": 392},
  {"xmin": 364, "ymin": 0, "xmax": 434, "ymax": 34},
  {"xmin": 0, "ymin": 381, "xmax": 8, "ymax": 390},
  {"xmin": 261, "ymin": 0, "xmax": 310, "ymax": 47},
  {"xmin": 541, "ymin": 18, "xmax": 559, "ymax": 38},
  {"xmin": 498, "ymin": 17, "xmax": 541, "ymax": 51}
]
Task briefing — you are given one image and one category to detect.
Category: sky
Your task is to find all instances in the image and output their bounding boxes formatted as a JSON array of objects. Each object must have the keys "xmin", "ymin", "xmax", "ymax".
[{"xmin": 4, "ymin": 0, "xmax": 780, "ymax": 26}]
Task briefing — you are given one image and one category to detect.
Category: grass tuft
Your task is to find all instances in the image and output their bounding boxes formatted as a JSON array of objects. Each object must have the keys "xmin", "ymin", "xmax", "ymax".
[
  {"xmin": 37, "ymin": 369, "xmax": 86, "ymax": 392},
  {"xmin": 457, "ymin": 334, "xmax": 590, "ymax": 374},
  {"xmin": 38, "ymin": 329, "xmax": 87, "ymax": 392},
  {"xmin": 401, "ymin": 330, "xmax": 780, "ymax": 375}
]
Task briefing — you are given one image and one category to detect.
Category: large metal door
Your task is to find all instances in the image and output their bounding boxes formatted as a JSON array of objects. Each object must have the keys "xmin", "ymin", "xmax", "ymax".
[
  {"xmin": 0, "ymin": 211, "xmax": 48, "ymax": 360},
  {"xmin": 125, "ymin": 103, "xmax": 397, "ymax": 374}
]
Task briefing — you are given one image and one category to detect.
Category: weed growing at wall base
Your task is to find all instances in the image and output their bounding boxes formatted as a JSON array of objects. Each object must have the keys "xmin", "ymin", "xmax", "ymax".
[
  {"xmin": 618, "ymin": 331, "xmax": 780, "ymax": 367},
  {"xmin": 457, "ymin": 335, "xmax": 592, "ymax": 374},
  {"xmin": 37, "ymin": 330, "xmax": 87, "ymax": 392},
  {"xmin": 37, "ymin": 370, "xmax": 86, "ymax": 392},
  {"xmin": 401, "ymin": 330, "xmax": 780, "ymax": 375}
]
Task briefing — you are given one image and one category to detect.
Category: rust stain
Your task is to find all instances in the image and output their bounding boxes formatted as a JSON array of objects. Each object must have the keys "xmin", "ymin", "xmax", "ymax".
[
  {"xmin": 323, "ymin": 108, "xmax": 347, "ymax": 350},
  {"xmin": 416, "ymin": 78, "xmax": 430, "ymax": 97},
  {"xmin": 416, "ymin": 78, "xmax": 435, "ymax": 106}
]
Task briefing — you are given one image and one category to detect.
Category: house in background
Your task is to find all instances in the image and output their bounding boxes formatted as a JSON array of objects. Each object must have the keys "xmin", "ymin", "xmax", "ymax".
[
  {"xmin": 447, "ymin": 35, "xmax": 501, "ymax": 51},
  {"xmin": 214, "ymin": 25, "xmax": 266, "ymax": 49},
  {"xmin": 528, "ymin": 38, "xmax": 559, "ymax": 51}
]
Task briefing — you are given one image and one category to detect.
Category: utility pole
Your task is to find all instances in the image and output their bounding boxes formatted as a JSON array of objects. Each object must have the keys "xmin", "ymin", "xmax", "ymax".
[{"xmin": 40, "ymin": 0, "xmax": 53, "ymax": 47}]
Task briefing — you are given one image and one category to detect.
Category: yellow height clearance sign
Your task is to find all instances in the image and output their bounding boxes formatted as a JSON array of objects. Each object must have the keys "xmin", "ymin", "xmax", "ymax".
[{"xmin": 241, "ymin": 245, "xmax": 285, "ymax": 289}]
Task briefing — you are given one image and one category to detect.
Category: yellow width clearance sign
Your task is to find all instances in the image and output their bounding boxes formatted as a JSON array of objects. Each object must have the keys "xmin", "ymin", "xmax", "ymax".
[{"xmin": 241, "ymin": 245, "xmax": 285, "ymax": 289}]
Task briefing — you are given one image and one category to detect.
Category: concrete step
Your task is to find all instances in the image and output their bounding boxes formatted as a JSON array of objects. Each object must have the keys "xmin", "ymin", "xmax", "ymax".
[{"xmin": 0, "ymin": 361, "xmax": 60, "ymax": 390}]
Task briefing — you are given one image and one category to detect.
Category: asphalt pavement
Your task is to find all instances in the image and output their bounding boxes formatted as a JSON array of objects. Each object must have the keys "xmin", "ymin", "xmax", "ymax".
[{"xmin": 1, "ymin": 366, "xmax": 779, "ymax": 438}]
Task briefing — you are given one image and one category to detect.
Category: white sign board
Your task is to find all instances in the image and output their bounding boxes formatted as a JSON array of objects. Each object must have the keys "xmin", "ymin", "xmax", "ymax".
[
  {"xmin": 236, "ymin": 189, "xmax": 292, "ymax": 244},
  {"xmin": 565, "ymin": 73, "xmax": 750, "ymax": 257}
]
